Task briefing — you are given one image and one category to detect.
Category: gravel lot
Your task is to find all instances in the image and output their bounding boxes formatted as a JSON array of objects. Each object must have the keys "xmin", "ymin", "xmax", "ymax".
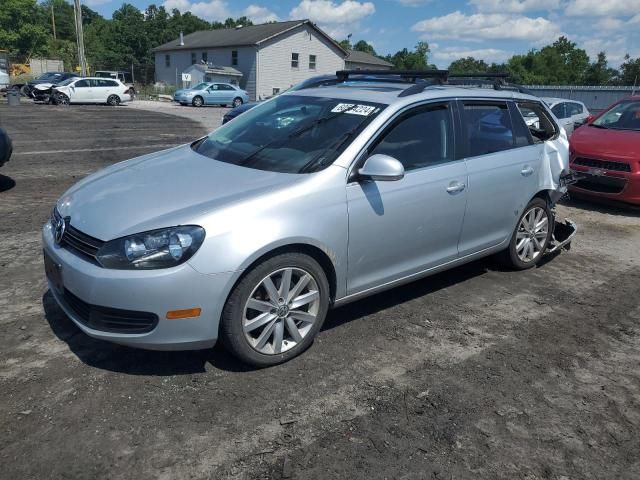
[{"xmin": 1, "ymin": 102, "xmax": 639, "ymax": 480}]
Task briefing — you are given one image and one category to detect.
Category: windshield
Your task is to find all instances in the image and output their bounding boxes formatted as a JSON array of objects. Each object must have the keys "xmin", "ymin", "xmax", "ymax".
[
  {"xmin": 38, "ymin": 72, "xmax": 61, "ymax": 81},
  {"xmin": 593, "ymin": 100, "xmax": 640, "ymax": 131},
  {"xmin": 193, "ymin": 94, "xmax": 386, "ymax": 173},
  {"xmin": 57, "ymin": 78, "xmax": 76, "ymax": 86},
  {"xmin": 191, "ymin": 83, "xmax": 209, "ymax": 90},
  {"xmin": 95, "ymin": 71, "xmax": 114, "ymax": 78}
]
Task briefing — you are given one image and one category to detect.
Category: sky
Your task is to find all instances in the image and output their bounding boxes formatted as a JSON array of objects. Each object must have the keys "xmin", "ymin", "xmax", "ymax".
[{"xmin": 84, "ymin": 0, "xmax": 640, "ymax": 68}]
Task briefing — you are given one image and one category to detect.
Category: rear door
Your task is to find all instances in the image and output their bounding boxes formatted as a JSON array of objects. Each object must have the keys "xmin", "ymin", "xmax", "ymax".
[
  {"xmin": 218, "ymin": 84, "xmax": 236, "ymax": 104},
  {"xmin": 346, "ymin": 101, "xmax": 468, "ymax": 294},
  {"xmin": 457, "ymin": 100, "xmax": 542, "ymax": 256},
  {"xmin": 551, "ymin": 102, "xmax": 575, "ymax": 135}
]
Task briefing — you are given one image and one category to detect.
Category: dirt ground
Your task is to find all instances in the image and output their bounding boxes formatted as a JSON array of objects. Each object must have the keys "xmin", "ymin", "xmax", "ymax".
[{"xmin": 1, "ymin": 102, "xmax": 639, "ymax": 480}]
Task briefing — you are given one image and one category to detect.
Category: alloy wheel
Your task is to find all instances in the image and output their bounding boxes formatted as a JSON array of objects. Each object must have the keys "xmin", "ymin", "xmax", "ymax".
[
  {"xmin": 243, "ymin": 267, "xmax": 320, "ymax": 355},
  {"xmin": 233, "ymin": 97, "xmax": 242, "ymax": 107},
  {"xmin": 515, "ymin": 206, "xmax": 549, "ymax": 263},
  {"xmin": 193, "ymin": 96, "xmax": 203, "ymax": 107}
]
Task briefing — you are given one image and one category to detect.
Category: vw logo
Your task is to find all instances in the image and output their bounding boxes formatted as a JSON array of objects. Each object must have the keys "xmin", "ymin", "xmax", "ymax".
[{"xmin": 54, "ymin": 217, "xmax": 66, "ymax": 245}]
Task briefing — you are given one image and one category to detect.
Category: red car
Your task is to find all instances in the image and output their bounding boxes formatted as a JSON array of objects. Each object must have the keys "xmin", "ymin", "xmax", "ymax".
[{"xmin": 569, "ymin": 96, "xmax": 640, "ymax": 205}]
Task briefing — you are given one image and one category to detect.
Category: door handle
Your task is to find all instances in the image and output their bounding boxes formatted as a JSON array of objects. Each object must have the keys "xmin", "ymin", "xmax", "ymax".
[
  {"xmin": 521, "ymin": 166, "xmax": 534, "ymax": 176},
  {"xmin": 446, "ymin": 181, "xmax": 466, "ymax": 194}
]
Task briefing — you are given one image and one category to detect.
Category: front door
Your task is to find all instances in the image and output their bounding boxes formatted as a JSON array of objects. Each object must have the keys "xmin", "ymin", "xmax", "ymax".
[
  {"xmin": 204, "ymin": 84, "xmax": 223, "ymax": 105},
  {"xmin": 457, "ymin": 100, "xmax": 543, "ymax": 256},
  {"xmin": 346, "ymin": 102, "xmax": 468, "ymax": 294},
  {"xmin": 70, "ymin": 79, "xmax": 93, "ymax": 103}
]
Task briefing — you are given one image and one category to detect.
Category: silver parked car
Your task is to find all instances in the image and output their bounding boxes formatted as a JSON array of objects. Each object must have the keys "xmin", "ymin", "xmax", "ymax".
[
  {"xmin": 543, "ymin": 97, "xmax": 590, "ymax": 136},
  {"xmin": 43, "ymin": 74, "xmax": 574, "ymax": 366}
]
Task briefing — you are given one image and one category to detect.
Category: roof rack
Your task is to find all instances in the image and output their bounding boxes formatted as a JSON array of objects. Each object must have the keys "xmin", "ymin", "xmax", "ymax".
[{"xmin": 335, "ymin": 69, "xmax": 449, "ymax": 84}]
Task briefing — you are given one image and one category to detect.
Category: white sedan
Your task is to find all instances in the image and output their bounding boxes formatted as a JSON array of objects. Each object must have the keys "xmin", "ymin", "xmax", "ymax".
[{"xmin": 52, "ymin": 77, "xmax": 133, "ymax": 106}]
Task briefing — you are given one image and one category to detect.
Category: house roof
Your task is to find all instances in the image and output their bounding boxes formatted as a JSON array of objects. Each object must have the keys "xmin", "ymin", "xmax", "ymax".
[
  {"xmin": 153, "ymin": 20, "xmax": 347, "ymax": 55},
  {"xmin": 345, "ymin": 50, "xmax": 393, "ymax": 67},
  {"xmin": 187, "ymin": 63, "xmax": 243, "ymax": 77}
]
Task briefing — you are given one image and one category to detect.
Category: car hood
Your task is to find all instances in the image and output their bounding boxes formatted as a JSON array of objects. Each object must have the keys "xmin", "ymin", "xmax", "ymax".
[
  {"xmin": 571, "ymin": 125, "xmax": 640, "ymax": 160},
  {"xmin": 56, "ymin": 144, "xmax": 302, "ymax": 240}
]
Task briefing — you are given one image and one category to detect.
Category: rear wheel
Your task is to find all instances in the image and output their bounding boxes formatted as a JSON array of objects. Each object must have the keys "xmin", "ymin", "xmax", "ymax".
[
  {"xmin": 192, "ymin": 96, "xmax": 204, "ymax": 107},
  {"xmin": 220, "ymin": 253, "xmax": 330, "ymax": 367},
  {"xmin": 107, "ymin": 95, "xmax": 120, "ymax": 106},
  {"xmin": 232, "ymin": 97, "xmax": 243, "ymax": 108},
  {"xmin": 501, "ymin": 198, "xmax": 552, "ymax": 270}
]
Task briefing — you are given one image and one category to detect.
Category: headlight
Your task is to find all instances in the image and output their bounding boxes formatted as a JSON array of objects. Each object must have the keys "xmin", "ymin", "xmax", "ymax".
[{"xmin": 96, "ymin": 225, "xmax": 205, "ymax": 270}]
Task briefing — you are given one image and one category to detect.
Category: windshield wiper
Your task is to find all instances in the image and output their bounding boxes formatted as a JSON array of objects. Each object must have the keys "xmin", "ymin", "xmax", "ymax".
[
  {"xmin": 239, "ymin": 104, "xmax": 360, "ymax": 167},
  {"xmin": 590, "ymin": 124, "xmax": 609, "ymax": 129}
]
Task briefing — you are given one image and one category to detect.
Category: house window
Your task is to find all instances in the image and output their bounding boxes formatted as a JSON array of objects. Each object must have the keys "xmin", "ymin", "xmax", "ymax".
[
  {"xmin": 201, "ymin": 52, "xmax": 207, "ymax": 63},
  {"xmin": 291, "ymin": 52, "xmax": 299, "ymax": 68},
  {"xmin": 165, "ymin": 54, "xmax": 170, "ymax": 67},
  {"xmin": 191, "ymin": 52, "xmax": 196, "ymax": 65},
  {"xmin": 272, "ymin": 87, "xmax": 281, "ymax": 96},
  {"xmin": 231, "ymin": 50, "xmax": 238, "ymax": 66},
  {"xmin": 309, "ymin": 54, "xmax": 316, "ymax": 70}
]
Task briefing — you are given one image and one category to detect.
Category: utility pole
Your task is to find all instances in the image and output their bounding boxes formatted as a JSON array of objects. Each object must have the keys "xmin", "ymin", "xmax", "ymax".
[
  {"xmin": 73, "ymin": 0, "xmax": 87, "ymax": 75},
  {"xmin": 51, "ymin": 4, "xmax": 57, "ymax": 41}
]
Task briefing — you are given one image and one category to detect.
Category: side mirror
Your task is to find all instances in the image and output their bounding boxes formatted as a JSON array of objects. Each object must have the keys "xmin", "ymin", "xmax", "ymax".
[
  {"xmin": 586, "ymin": 114, "xmax": 595, "ymax": 124},
  {"xmin": 358, "ymin": 154, "xmax": 405, "ymax": 182}
]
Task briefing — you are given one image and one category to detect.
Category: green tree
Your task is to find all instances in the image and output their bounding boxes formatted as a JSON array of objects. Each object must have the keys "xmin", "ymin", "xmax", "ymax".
[
  {"xmin": 448, "ymin": 56, "xmax": 489, "ymax": 74},
  {"xmin": 385, "ymin": 41, "xmax": 432, "ymax": 70},
  {"xmin": 583, "ymin": 51, "xmax": 618, "ymax": 85},
  {"xmin": 0, "ymin": 0, "xmax": 49, "ymax": 59},
  {"xmin": 338, "ymin": 39, "xmax": 351, "ymax": 51},
  {"xmin": 353, "ymin": 40, "xmax": 376, "ymax": 56},
  {"xmin": 618, "ymin": 54, "xmax": 640, "ymax": 86}
]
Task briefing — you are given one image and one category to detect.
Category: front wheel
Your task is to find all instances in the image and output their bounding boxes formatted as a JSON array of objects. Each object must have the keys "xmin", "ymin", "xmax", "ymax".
[
  {"xmin": 501, "ymin": 198, "xmax": 552, "ymax": 270},
  {"xmin": 232, "ymin": 97, "xmax": 243, "ymax": 108},
  {"xmin": 220, "ymin": 253, "xmax": 330, "ymax": 367},
  {"xmin": 107, "ymin": 95, "xmax": 120, "ymax": 106},
  {"xmin": 54, "ymin": 93, "xmax": 70, "ymax": 105},
  {"xmin": 192, "ymin": 96, "xmax": 204, "ymax": 107}
]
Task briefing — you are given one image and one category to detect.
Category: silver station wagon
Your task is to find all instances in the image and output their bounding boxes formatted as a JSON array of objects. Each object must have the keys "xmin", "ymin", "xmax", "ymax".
[{"xmin": 43, "ymin": 71, "xmax": 576, "ymax": 366}]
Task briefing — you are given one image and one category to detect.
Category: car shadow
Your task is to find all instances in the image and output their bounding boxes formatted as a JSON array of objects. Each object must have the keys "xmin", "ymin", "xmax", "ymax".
[
  {"xmin": 561, "ymin": 196, "xmax": 640, "ymax": 217},
  {"xmin": 42, "ymin": 253, "xmax": 556, "ymax": 376},
  {"xmin": 0, "ymin": 174, "xmax": 15, "ymax": 192}
]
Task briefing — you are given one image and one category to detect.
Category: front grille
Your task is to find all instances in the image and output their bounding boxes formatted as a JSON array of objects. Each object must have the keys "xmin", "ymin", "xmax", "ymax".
[
  {"xmin": 52, "ymin": 209, "xmax": 105, "ymax": 262},
  {"xmin": 573, "ymin": 157, "xmax": 631, "ymax": 173},
  {"xmin": 63, "ymin": 288, "xmax": 158, "ymax": 334},
  {"xmin": 575, "ymin": 175, "xmax": 627, "ymax": 194}
]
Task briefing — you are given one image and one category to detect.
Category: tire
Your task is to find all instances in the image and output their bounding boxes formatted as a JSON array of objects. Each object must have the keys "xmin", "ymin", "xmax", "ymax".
[
  {"xmin": 220, "ymin": 253, "xmax": 330, "ymax": 367},
  {"xmin": 500, "ymin": 198, "xmax": 553, "ymax": 270},
  {"xmin": 107, "ymin": 95, "xmax": 120, "ymax": 106},
  {"xmin": 55, "ymin": 93, "xmax": 70, "ymax": 106},
  {"xmin": 232, "ymin": 97, "xmax": 243, "ymax": 108},
  {"xmin": 192, "ymin": 96, "xmax": 204, "ymax": 107}
]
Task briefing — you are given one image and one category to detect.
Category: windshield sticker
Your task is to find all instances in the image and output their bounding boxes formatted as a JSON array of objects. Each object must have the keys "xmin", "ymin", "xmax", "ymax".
[{"xmin": 331, "ymin": 103, "xmax": 377, "ymax": 116}]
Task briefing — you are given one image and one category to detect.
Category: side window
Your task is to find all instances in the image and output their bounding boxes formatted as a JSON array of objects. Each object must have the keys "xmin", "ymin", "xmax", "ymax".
[
  {"xmin": 463, "ymin": 102, "xmax": 515, "ymax": 156},
  {"xmin": 551, "ymin": 103, "xmax": 567, "ymax": 119},
  {"xmin": 210, "ymin": 84, "xmax": 219, "ymax": 90},
  {"xmin": 509, "ymin": 103, "xmax": 534, "ymax": 147},
  {"xmin": 108, "ymin": 80, "xmax": 118, "ymax": 87},
  {"xmin": 568, "ymin": 103, "xmax": 583, "ymax": 116},
  {"xmin": 96, "ymin": 79, "xmax": 109, "ymax": 87},
  {"xmin": 516, "ymin": 102, "xmax": 558, "ymax": 143},
  {"xmin": 220, "ymin": 84, "xmax": 234, "ymax": 90},
  {"xmin": 75, "ymin": 79, "xmax": 89, "ymax": 88},
  {"xmin": 369, "ymin": 103, "xmax": 454, "ymax": 171}
]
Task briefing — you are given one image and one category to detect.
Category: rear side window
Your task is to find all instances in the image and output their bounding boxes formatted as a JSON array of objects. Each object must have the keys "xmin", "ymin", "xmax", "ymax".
[
  {"xmin": 551, "ymin": 103, "xmax": 567, "ymax": 119},
  {"xmin": 369, "ymin": 103, "xmax": 454, "ymax": 171},
  {"xmin": 96, "ymin": 79, "xmax": 118, "ymax": 87},
  {"xmin": 568, "ymin": 102, "xmax": 583, "ymax": 115},
  {"xmin": 462, "ymin": 102, "xmax": 515, "ymax": 157}
]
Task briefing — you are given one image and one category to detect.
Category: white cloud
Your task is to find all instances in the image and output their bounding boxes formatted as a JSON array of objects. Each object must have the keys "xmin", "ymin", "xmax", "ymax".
[
  {"xmin": 289, "ymin": 0, "xmax": 375, "ymax": 24},
  {"xmin": 431, "ymin": 47, "xmax": 512, "ymax": 65},
  {"xmin": 565, "ymin": 0, "xmax": 640, "ymax": 17},
  {"xmin": 163, "ymin": 0, "xmax": 192, "ymax": 11},
  {"xmin": 188, "ymin": 0, "xmax": 231, "ymax": 21},
  {"xmin": 243, "ymin": 5, "xmax": 279, "ymax": 23},
  {"xmin": 411, "ymin": 11, "xmax": 561, "ymax": 43},
  {"xmin": 469, "ymin": 0, "xmax": 560, "ymax": 13}
]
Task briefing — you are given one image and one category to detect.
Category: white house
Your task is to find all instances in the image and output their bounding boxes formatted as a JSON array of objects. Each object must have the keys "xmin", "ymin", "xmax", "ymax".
[{"xmin": 153, "ymin": 20, "xmax": 347, "ymax": 100}]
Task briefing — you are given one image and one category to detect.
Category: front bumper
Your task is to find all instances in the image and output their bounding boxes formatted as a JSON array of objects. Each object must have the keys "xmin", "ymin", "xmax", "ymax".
[
  {"xmin": 569, "ymin": 165, "xmax": 640, "ymax": 206},
  {"xmin": 42, "ymin": 223, "xmax": 234, "ymax": 350}
]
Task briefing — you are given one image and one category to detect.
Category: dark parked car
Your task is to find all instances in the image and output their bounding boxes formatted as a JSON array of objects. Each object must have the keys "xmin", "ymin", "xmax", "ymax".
[
  {"xmin": 21, "ymin": 72, "xmax": 78, "ymax": 98},
  {"xmin": 0, "ymin": 128, "xmax": 12, "ymax": 168},
  {"xmin": 222, "ymin": 102, "xmax": 258, "ymax": 124}
]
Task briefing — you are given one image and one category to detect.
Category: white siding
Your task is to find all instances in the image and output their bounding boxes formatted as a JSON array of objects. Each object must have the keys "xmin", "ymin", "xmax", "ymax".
[
  {"xmin": 256, "ymin": 25, "xmax": 345, "ymax": 100},
  {"xmin": 154, "ymin": 46, "xmax": 257, "ymax": 99}
]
